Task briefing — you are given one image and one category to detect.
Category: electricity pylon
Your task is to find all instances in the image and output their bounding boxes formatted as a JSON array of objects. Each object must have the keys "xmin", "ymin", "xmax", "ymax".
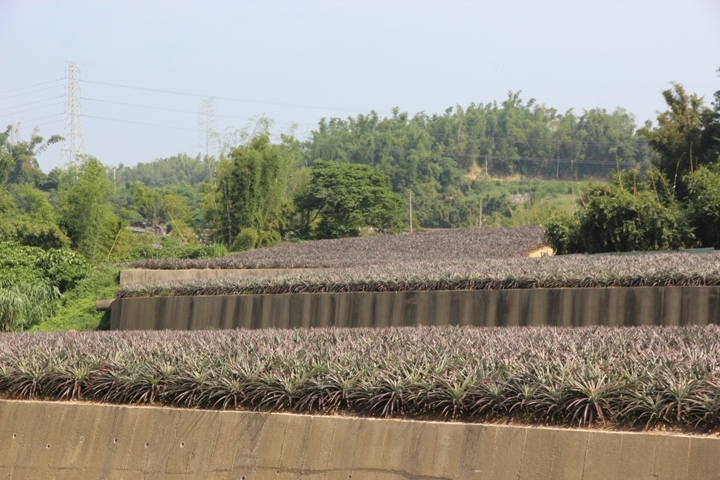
[{"xmin": 59, "ymin": 61, "xmax": 86, "ymax": 168}]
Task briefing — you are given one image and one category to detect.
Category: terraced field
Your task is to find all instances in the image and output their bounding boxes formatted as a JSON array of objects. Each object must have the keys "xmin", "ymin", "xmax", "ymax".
[
  {"xmin": 124, "ymin": 227, "xmax": 546, "ymax": 270},
  {"xmin": 118, "ymin": 251, "xmax": 720, "ymax": 297},
  {"xmin": 2, "ymin": 326, "xmax": 720, "ymax": 431}
]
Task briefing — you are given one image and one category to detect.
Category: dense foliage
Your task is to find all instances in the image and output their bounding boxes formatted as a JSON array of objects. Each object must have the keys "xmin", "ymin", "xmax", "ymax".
[
  {"xmin": 639, "ymin": 83, "xmax": 720, "ymax": 195},
  {"xmin": 546, "ymin": 78, "xmax": 720, "ymax": 254},
  {"xmin": 208, "ymin": 135, "xmax": 293, "ymax": 249},
  {"xmin": 117, "ymin": 251, "xmax": 720, "ymax": 297},
  {"xmin": 544, "ymin": 171, "xmax": 692, "ymax": 254},
  {"xmin": 0, "ymin": 243, "xmax": 89, "ymax": 292},
  {"xmin": 124, "ymin": 227, "xmax": 545, "ymax": 270},
  {"xmin": 118, "ymin": 236, "xmax": 227, "ymax": 262},
  {"xmin": 294, "ymin": 160, "xmax": 405, "ymax": 238},
  {"xmin": 0, "ymin": 243, "xmax": 90, "ymax": 331},
  {"xmin": 29, "ymin": 267, "xmax": 119, "ymax": 332},
  {"xmin": 2, "ymin": 326, "xmax": 720, "ymax": 430}
]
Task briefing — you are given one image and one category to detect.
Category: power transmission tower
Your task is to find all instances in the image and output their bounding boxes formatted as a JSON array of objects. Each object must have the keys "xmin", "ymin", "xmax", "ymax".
[{"xmin": 59, "ymin": 61, "xmax": 86, "ymax": 168}]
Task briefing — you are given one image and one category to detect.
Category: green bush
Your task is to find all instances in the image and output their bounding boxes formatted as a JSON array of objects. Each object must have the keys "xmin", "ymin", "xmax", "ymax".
[
  {"xmin": 231, "ymin": 228, "xmax": 258, "ymax": 251},
  {"xmin": 120, "ymin": 236, "xmax": 228, "ymax": 261},
  {"xmin": 543, "ymin": 212, "xmax": 581, "ymax": 255},
  {"xmin": 543, "ymin": 171, "xmax": 693, "ymax": 254},
  {"xmin": 0, "ymin": 242, "xmax": 91, "ymax": 331},
  {"xmin": 0, "ymin": 217, "xmax": 70, "ymax": 250},
  {"xmin": 0, "ymin": 242, "xmax": 89, "ymax": 290},
  {"xmin": 30, "ymin": 266, "xmax": 120, "ymax": 332},
  {"xmin": 687, "ymin": 164, "xmax": 720, "ymax": 248},
  {"xmin": 0, "ymin": 283, "xmax": 61, "ymax": 331}
]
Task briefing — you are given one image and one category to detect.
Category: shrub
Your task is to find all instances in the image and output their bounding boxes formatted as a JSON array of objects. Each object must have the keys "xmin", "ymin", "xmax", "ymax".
[
  {"xmin": 120, "ymin": 236, "xmax": 228, "ymax": 262},
  {"xmin": 0, "ymin": 242, "xmax": 89, "ymax": 291},
  {"xmin": 543, "ymin": 171, "xmax": 693, "ymax": 254},
  {"xmin": 30, "ymin": 267, "xmax": 120, "ymax": 332},
  {"xmin": 0, "ymin": 283, "xmax": 61, "ymax": 331},
  {"xmin": 231, "ymin": 228, "xmax": 258, "ymax": 251}
]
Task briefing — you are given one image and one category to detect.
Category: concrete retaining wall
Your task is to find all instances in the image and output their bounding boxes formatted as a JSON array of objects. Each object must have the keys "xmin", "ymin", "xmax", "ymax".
[
  {"xmin": 119, "ymin": 268, "xmax": 316, "ymax": 286},
  {"xmin": 0, "ymin": 399, "xmax": 717, "ymax": 479},
  {"xmin": 111, "ymin": 286, "xmax": 720, "ymax": 330}
]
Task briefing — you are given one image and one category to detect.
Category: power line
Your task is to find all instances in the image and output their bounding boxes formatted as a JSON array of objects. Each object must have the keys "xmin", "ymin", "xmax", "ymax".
[
  {"xmin": 81, "ymin": 79, "xmax": 372, "ymax": 114},
  {"xmin": 79, "ymin": 92, "xmax": 654, "ymax": 151},
  {"xmin": 5, "ymin": 112, "xmax": 65, "ymax": 124},
  {"xmin": 81, "ymin": 96, "xmax": 256, "ymax": 122},
  {"xmin": 0, "ymin": 96, "xmax": 65, "ymax": 113},
  {"xmin": 0, "ymin": 78, "xmax": 64, "ymax": 96},
  {"xmin": 81, "ymin": 96, "xmax": 318, "ymax": 128},
  {"xmin": 0, "ymin": 102, "xmax": 65, "ymax": 118},
  {"xmin": 81, "ymin": 114, "xmax": 198, "ymax": 132},
  {"xmin": 31, "ymin": 119, "xmax": 64, "ymax": 129},
  {"xmin": 0, "ymin": 85, "xmax": 64, "ymax": 101}
]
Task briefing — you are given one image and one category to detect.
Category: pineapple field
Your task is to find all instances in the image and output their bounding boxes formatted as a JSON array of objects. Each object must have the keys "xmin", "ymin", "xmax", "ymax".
[
  {"xmin": 123, "ymin": 227, "xmax": 547, "ymax": 270},
  {"xmin": 117, "ymin": 251, "xmax": 720, "ymax": 297},
  {"xmin": 2, "ymin": 326, "xmax": 720, "ymax": 431}
]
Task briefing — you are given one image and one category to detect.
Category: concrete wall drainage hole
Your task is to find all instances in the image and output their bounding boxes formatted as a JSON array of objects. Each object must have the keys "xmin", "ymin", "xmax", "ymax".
[
  {"xmin": 80, "ymin": 436, "xmax": 84, "ymax": 443},
  {"xmin": 12, "ymin": 433, "xmax": 16, "ymax": 439},
  {"xmin": 145, "ymin": 443, "xmax": 150, "ymax": 448},
  {"xmin": 46, "ymin": 444, "xmax": 51, "ymax": 449},
  {"xmin": 113, "ymin": 438, "xmax": 118, "ymax": 444},
  {"xmin": 180, "ymin": 442, "xmax": 185, "ymax": 448}
]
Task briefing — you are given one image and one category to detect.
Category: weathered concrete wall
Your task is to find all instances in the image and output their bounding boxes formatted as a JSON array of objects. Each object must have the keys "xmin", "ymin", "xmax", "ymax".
[
  {"xmin": 119, "ymin": 268, "xmax": 316, "ymax": 286},
  {"xmin": 0, "ymin": 399, "xmax": 717, "ymax": 479},
  {"xmin": 111, "ymin": 286, "xmax": 720, "ymax": 330}
]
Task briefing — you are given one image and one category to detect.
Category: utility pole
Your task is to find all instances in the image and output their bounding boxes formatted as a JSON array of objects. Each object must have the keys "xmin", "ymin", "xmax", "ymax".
[
  {"xmin": 478, "ymin": 198, "xmax": 483, "ymax": 228},
  {"xmin": 409, "ymin": 191, "xmax": 413, "ymax": 233},
  {"xmin": 485, "ymin": 154, "xmax": 489, "ymax": 177},
  {"xmin": 59, "ymin": 61, "xmax": 86, "ymax": 168},
  {"xmin": 556, "ymin": 155, "xmax": 560, "ymax": 179}
]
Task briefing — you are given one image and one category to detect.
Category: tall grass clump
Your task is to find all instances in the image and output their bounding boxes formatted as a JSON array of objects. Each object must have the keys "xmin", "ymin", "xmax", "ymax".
[
  {"xmin": 0, "ymin": 284, "xmax": 61, "ymax": 331},
  {"xmin": 2, "ymin": 326, "xmax": 720, "ymax": 431},
  {"xmin": 0, "ymin": 242, "xmax": 90, "ymax": 331}
]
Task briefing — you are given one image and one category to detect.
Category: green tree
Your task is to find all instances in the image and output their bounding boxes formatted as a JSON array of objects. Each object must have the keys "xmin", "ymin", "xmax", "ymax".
[
  {"xmin": 686, "ymin": 163, "xmax": 720, "ymax": 247},
  {"xmin": 57, "ymin": 157, "xmax": 123, "ymax": 261},
  {"xmin": 133, "ymin": 183, "xmax": 165, "ymax": 227},
  {"xmin": 0, "ymin": 125, "xmax": 61, "ymax": 186},
  {"xmin": 544, "ymin": 171, "xmax": 691, "ymax": 253},
  {"xmin": 211, "ymin": 134, "xmax": 292, "ymax": 249},
  {"xmin": 294, "ymin": 160, "xmax": 404, "ymax": 239},
  {"xmin": 639, "ymin": 83, "xmax": 714, "ymax": 193},
  {"xmin": 0, "ymin": 128, "xmax": 14, "ymax": 184}
]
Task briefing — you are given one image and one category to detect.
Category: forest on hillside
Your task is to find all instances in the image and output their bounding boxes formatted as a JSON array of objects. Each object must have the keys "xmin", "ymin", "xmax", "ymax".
[
  {"xmin": 1, "ymin": 82, "xmax": 719, "ymax": 261},
  {"xmin": 102, "ymin": 91, "xmax": 660, "ymax": 236}
]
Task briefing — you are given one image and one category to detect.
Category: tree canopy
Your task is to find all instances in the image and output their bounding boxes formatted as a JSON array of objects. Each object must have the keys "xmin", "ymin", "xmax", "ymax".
[
  {"xmin": 294, "ymin": 160, "xmax": 405, "ymax": 239},
  {"xmin": 546, "ymin": 77, "xmax": 720, "ymax": 254},
  {"xmin": 208, "ymin": 134, "xmax": 292, "ymax": 250}
]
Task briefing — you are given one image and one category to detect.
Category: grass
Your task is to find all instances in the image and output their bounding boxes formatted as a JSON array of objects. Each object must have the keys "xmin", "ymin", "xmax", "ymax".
[{"xmin": 30, "ymin": 267, "xmax": 120, "ymax": 332}]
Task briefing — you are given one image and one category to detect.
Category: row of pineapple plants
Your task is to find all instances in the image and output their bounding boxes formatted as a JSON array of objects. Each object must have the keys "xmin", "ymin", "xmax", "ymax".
[
  {"xmin": 2, "ymin": 326, "xmax": 720, "ymax": 430},
  {"xmin": 124, "ymin": 227, "xmax": 546, "ymax": 270},
  {"xmin": 117, "ymin": 251, "xmax": 720, "ymax": 297}
]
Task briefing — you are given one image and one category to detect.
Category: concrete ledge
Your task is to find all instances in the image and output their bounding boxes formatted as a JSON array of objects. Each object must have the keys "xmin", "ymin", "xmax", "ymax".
[
  {"xmin": 119, "ymin": 268, "xmax": 317, "ymax": 286},
  {"xmin": 95, "ymin": 299, "xmax": 114, "ymax": 311},
  {"xmin": 110, "ymin": 286, "xmax": 720, "ymax": 330},
  {"xmin": 0, "ymin": 399, "xmax": 717, "ymax": 479}
]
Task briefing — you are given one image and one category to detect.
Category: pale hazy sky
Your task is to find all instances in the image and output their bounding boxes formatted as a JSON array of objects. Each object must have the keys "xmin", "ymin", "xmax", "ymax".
[{"xmin": 1, "ymin": 0, "xmax": 718, "ymax": 172}]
